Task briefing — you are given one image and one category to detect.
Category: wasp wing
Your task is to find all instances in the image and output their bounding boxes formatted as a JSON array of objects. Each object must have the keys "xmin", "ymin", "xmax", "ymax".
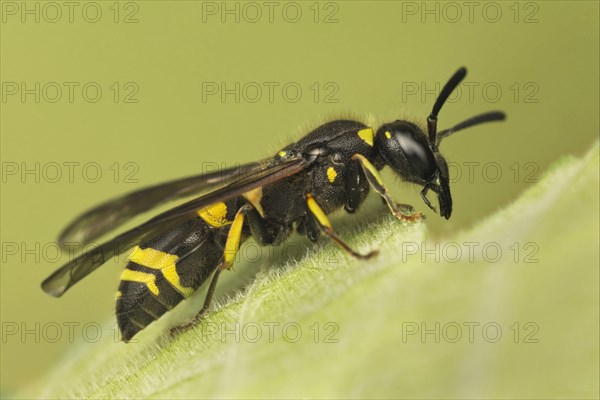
[
  {"xmin": 42, "ymin": 156, "xmax": 311, "ymax": 297},
  {"xmin": 58, "ymin": 161, "xmax": 264, "ymax": 249}
]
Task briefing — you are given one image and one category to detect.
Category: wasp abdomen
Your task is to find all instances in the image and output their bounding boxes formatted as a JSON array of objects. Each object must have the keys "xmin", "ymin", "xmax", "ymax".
[{"xmin": 116, "ymin": 216, "xmax": 229, "ymax": 342}]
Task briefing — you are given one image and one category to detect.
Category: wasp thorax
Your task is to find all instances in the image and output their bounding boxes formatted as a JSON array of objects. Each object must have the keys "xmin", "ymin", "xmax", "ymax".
[{"xmin": 375, "ymin": 121, "xmax": 437, "ymax": 182}]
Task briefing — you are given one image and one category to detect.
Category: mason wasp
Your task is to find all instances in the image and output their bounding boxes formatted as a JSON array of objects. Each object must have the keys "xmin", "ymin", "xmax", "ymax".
[{"xmin": 42, "ymin": 68, "xmax": 506, "ymax": 341}]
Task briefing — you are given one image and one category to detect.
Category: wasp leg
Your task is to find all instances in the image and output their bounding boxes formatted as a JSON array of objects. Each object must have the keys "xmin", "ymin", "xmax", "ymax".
[
  {"xmin": 420, "ymin": 186, "xmax": 437, "ymax": 214},
  {"xmin": 306, "ymin": 193, "xmax": 377, "ymax": 260},
  {"xmin": 351, "ymin": 154, "xmax": 424, "ymax": 221},
  {"xmin": 245, "ymin": 206, "xmax": 289, "ymax": 246},
  {"xmin": 170, "ymin": 267, "xmax": 223, "ymax": 337},
  {"xmin": 396, "ymin": 203, "xmax": 414, "ymax": 213},
  {"xmin": 171, "ymin": 204, "xmax": 252, "ymax": 337},
  {"xmin": 346, "ymin": 159, "xmax": 413, "ymax": 214},
  {"xmin": 379, "ymin": 197, "xmax": 414, "ymax": 214},
  {"xmin": 344, "ymin": 157, "xmax": 364, "ymax": 213}
]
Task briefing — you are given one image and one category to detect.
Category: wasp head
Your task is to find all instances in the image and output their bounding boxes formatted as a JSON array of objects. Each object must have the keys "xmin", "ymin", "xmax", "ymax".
[
  {"xmin": 375, "ymin": 67, "xmax": 506, "ymax": 219},
  {"xmin": 374, "ymin": 120, "xmax": 453, "ymax": 218}
]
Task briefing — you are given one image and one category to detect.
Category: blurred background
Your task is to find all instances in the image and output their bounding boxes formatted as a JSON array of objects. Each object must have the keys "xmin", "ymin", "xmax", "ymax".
[{"xmin": 1, "ymin": 0, "xmax": 598, "ymax": 395}]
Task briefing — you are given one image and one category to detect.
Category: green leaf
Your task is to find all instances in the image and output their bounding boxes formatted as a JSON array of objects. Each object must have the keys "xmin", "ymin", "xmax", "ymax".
[{"xmin": 23, "ymin": 143, "xmax": 599, "ymax": 399}]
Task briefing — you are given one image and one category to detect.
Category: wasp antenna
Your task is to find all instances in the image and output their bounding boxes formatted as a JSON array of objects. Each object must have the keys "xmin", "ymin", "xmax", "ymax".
[
  {"xmin": 436, "ymin": 111, "xmax": 506, "ymax": 145},
  {"xmin": 427, "ymin": 67, "xmax": 467, "ymax": 147}
]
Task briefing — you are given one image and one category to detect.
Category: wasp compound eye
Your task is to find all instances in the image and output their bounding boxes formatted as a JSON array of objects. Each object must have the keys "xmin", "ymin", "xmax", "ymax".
[{"xmin": 376, "ymin": 122, "xmax": 437, "ymax": 182}]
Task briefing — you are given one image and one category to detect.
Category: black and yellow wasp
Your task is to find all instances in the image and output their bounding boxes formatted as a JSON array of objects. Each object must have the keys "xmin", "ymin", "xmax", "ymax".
[{"xmin": 42, "ymin": 68, "xmax": 506, "ymax": 341}]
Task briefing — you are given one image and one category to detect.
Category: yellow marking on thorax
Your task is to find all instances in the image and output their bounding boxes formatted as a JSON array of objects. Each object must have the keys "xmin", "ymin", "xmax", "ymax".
[
  {"xmin": 243, "ymin": 187, "xmax": 265, "ymax": 217},
  {"xmin": 120, "ymin": 269, "xmax": 159, "ymax": 296},
  {"xmin": 197, "ymin": 202, "xmax": 232, "ymax": 227},
  {"xmin": 385, "ymin": 131, "xmax": 392, "ymax": 139},
  {"xmin": 357, "ymin": 128, "xmax": 374, "ymax": 146},
  {"xmin": 116, "ymin": 291, "xmax": 122, "ymax": 299},
  {"xmin": 327, "ymin": 167, "xmax": 337, "ymax": 183},
  {"xmin": 128, "ymin": 246, "xmax": 194, "ymax": 297},
  {"xmin": 278, "ymin": 151, "xmax": 287, "ymax": 158}
]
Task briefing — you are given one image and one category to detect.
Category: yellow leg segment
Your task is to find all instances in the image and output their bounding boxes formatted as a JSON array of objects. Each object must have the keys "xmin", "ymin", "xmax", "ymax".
[
  {"xmin": 170, "ymin": 204, "xmax": 251, "ymax": 337},
  {"xmin": 306, "ymin": 194, "xmax": 332, "ymax": 228},
  {"xmin": 306, "ymin": 194, "xmax": 377, "ymax": 260},
  {"xmin": 221, "ymin": 204, "xmax": 251, "ymax": 270},
  {"xmin": 351, "ymin": 154, "xmax": 424, "ymax": 221}
]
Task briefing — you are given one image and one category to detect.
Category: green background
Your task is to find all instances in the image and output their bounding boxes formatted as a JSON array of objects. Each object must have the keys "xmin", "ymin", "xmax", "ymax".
[{"xmin": 1, "ymin": 0, "xmax": 598, "ymax": 396}]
